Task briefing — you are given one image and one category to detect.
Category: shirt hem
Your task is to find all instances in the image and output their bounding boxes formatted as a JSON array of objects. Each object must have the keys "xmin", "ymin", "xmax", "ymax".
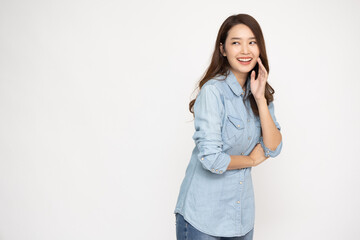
[{"xmin": 174, "ymin": 209, "xmax": 254, "ymax": 238}]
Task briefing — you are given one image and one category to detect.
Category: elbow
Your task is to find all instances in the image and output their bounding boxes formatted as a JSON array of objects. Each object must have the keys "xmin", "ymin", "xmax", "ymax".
[
  {"xmin": 260, "ymin": 137, "xmax": 283, "ymax": 158},
  {"xmin": 268, "ymin": 138, "xmax": 282, "ymax": 151},
  {"xmin": 267, "ymin": 140, "xmax": 283, "ymax": 157},
  {"xmin": 269, "ymin": 132, "xmax": 282, "ymax": 151}
]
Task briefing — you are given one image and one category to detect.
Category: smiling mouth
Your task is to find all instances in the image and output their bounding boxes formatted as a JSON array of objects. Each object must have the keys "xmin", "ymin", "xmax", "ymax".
[
  {"xmin": 237, "ymin": 58, "xmax": 252, "ymax": 62},
  {"xmin": 237, "ymin": 57, "xmax": 252, "ymax": 65}
]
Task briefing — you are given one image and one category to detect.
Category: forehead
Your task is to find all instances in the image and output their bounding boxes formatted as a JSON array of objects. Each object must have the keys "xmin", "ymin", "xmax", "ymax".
[{"xmin": 227, "ymin": 24, "xmax": 255, "ymax": 38}]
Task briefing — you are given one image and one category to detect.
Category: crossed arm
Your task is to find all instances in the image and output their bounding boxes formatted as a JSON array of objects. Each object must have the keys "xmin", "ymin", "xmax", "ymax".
[
  {"xmin": 193, "ymin": 85, "xmax": 282, "ymax": 174},
  {"xmin": 227, "ymin": 99, "xmax": 282, "ymax": 170},
  {"xmin": 227, "ymin": 143, "xmax": 268, "ymax": 170}
]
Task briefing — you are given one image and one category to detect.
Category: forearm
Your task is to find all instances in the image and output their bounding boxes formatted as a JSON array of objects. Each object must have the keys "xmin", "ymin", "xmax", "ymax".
[
  {"xmin": 227, "ymin": 155, "xmax": 254, "ymax": 170},
  {"xmin": 256, "ymin": 98, "xmax": 282, "ymax": 151}
]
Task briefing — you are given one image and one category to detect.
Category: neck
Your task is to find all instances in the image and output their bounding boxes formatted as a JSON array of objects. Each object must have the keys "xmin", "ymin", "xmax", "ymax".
[{"xmin": 231, "ymin": 68, "xmax": 248, "ymax": 89}]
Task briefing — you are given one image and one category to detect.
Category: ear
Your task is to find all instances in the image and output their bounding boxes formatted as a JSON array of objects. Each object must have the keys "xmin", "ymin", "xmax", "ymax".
[{"xmin": 219, "ymin": 43, "xmax": 226, "ymax": 57}]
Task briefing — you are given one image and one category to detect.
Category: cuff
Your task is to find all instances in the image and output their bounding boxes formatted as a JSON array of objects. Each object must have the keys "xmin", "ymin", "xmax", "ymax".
[
  {"xmin": 259, "ymin": 136, "xmax": 283, "ymax": 158},
  {"xmin": 199, "ymin": 152, "xmax": 231, "ymax": 174}
]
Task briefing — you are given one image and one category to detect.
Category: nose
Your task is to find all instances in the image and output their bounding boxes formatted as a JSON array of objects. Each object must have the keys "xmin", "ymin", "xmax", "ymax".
[{"xmin": 241, "ymin": 43, "xmax": 250, "ymax": 54}]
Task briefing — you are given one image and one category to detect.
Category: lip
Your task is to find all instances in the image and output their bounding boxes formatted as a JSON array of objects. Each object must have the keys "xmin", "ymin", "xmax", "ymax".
[{"xmin": 237, "ymin": 57, "xmax": 252, "ymax": 65}]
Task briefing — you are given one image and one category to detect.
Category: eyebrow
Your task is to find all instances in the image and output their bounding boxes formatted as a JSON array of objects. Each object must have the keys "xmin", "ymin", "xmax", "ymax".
[{"xmin": 230, "ymin": 37, "xmax": 256, "ymax": 40}]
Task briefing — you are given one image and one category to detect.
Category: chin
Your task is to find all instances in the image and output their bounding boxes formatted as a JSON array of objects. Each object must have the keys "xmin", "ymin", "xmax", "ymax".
[
  {"xmin": 230, "ymin": 63, "xmax": 255, "ymax": 72},
  {"xmin": 234, "ymin": 67, "xmax": 253, "ymax": 74}
]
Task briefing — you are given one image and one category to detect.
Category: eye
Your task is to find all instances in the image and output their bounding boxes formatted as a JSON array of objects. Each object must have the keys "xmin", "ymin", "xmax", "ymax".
[
  {"xmin": 232, "ymin": 42, "xmax": 239, "ymax": 45},
  {"xmin": 250, "ymin": 41, "xmax": 257, "ymax": 45}
]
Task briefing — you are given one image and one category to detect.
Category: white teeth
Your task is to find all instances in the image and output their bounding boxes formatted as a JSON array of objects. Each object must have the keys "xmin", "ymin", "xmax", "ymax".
[{"xmin": 238, "ymin": 58, "xmax": 252, "ymax": 62}]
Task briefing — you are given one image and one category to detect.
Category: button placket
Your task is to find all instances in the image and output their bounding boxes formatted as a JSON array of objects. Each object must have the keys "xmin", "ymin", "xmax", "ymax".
[
  {"xmin": 235, "ymin": 172, "xmax": 245, "ymax": 223},
  {"xmin": 236, "ymin": 174, "xmax": 245, "ymax": 207}
]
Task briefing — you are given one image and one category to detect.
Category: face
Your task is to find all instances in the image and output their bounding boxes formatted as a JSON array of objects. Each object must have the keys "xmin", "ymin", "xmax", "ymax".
[{"xmin": 220, "ymin": 24, "xmax": 260, "ymax": 81}]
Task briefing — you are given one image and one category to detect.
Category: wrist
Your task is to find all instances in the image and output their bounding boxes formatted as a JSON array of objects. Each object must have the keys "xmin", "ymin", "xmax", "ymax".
[
  {"xmin": 249, "ymin": 156, "xmax": 256, "ymax": 167},
  {"xmin": 255, "ymin": 97, "xmax": 267, "ymax": 105}
]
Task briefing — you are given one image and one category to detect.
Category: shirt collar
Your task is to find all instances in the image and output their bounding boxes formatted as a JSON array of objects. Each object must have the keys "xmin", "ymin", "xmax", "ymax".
[{"xmin": 225, "ymin": 69, "xmax": 252, "ymax": 98}]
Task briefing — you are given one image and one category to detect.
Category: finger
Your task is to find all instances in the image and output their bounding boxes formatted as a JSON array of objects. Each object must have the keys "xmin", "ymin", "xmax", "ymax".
[
  {"xmin": 250, "ymin": 70, "xmax": 256, "ymax": 83},
  {"xmin": 257, "ymin": 57, "xmax": 264, "ymax": 70},
  {"xmin": 257, "ymin": 58, "xmax": 267, "ymax": 76},
  {"xmin": 258, "ymin": 68, "xmax": 267, "ymax": 83},
  {"xmin": 256, "ymin": 59, "xmax": 264, "ymax": 79}
]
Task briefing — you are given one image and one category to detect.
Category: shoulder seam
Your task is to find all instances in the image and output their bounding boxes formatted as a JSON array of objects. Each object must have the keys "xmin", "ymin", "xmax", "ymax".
[{"xmin": 204, "ymin": 80, "xmax": 225, "ymax": 95}]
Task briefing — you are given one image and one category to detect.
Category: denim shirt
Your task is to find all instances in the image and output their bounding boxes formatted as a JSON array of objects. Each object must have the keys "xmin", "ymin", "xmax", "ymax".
[{"xmin": 173, "ymin": 69, "xmax": 283, "ymax": 237}]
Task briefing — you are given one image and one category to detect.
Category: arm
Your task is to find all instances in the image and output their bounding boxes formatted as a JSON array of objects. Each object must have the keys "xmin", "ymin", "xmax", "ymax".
[
  {"xmin": 256, "ymin": 98, "xmax": 283, "ymax": 157},
  {"xmin": 227, "ymin": 143, "xmax": 269, "ymax": 170},
  {"xmin": 227, "ymin": 155, "xmax": 254, "ymax": 170},
  {"xmin": 192, "ymin": 85, "xmax": 231, "ymax": 175},
  {"xmin": 250, "ymin": 58, "xmax": 283, "ymax": 158}
]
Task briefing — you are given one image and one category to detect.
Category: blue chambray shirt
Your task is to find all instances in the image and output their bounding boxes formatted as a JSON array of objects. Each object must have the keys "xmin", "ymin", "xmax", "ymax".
[{"xmin": 173, "ymin": 69, "xmax": 283, "ymax": 237}]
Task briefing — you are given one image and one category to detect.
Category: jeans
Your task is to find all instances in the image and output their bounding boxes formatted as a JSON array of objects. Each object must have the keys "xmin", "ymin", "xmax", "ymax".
[{"xmin": 175, "ymin": 213, "xmax": 254, "ymax": 240}]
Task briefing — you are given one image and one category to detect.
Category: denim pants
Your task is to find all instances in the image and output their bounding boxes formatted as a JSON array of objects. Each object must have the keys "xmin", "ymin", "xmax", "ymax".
[{"xmin": 175, "ymin": 213, "xmax": 254, "ymax": 240}]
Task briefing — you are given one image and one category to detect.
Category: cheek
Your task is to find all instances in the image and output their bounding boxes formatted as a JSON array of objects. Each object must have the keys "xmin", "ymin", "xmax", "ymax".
[
  {"xmin": 225, "ymin": 45, "xmax": 238, "ymax": 56},
  {"xmin": 228, "ymin": 58, "xmax": 239, "ymax": 66}
]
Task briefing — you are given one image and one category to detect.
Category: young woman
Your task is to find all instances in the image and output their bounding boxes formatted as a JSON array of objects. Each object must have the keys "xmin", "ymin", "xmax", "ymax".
[{"xmin": 173, "ymin": 13, "xmax": 283, "ymax": 240}]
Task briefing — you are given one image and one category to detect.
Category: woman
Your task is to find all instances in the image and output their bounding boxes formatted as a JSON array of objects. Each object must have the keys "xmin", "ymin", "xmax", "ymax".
[{"xmin": 173, "ymin": 13, "xmax": 283, "ymax": 239}]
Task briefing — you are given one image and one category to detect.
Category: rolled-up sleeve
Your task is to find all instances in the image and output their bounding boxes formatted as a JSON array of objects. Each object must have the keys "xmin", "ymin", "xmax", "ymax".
[
  {"xmin": 259, "ymin": 101, "xmax": 283, "ymax": 158},
  {"xmin": 192, "ymin": 85, "xmax": 231, "ymax": 175}
]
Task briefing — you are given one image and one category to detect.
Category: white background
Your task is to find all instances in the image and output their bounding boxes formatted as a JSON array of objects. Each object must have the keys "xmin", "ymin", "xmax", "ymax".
[{"xmin": 1, "ymin": 0, "xmax": 360, "ymax": 239}]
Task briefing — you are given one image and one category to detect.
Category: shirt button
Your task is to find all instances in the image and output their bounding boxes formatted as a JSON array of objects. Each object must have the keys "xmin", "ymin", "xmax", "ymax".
[
  {"xmin": 215, "ymin": 169, "xmax": 218, "ymax": 172},
  {"xmin": 239, "ymin": 182, "xmax": 243, "ymax": 184},
  {"xmin": 220, "ymin": 170, "xmax": 223, "ymax": 173},
  {"xmin": 237, "ymin": 201, "xmax": 240, "ymax": 204},
  {"xmin": 266, "ymin": 150, "xmax": 269, "ymax": 153},
  {"xmin": 266, "ymin": 154, "xmax": 269, "ymax": 157},
  {"xmin": 237, "ymin": 124, "xmax": 240, "ymax": 127},
  {"xmin": 241, "ymin": 152, "xmax": 244, "ymax": 155},
  {"xmin": 212, "ymin": 168, "xmax": 215, "ymax": 171},
  {"xmin": 201, "ymin": 157, "xmax": 204, "ymax": 160},
  {"xmin": 247, "ymin": 119, "xmax": 250, "ymax": 122}
]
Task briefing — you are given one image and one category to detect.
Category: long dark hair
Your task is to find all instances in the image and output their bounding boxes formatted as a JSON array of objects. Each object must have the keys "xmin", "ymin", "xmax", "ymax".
[{"xmin": 189, "ymin": 13, "xmax": 275, "ymax": 117}]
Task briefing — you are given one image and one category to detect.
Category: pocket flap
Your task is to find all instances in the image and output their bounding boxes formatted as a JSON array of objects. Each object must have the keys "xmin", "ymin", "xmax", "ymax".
[{"xmin": 227, "ymin": 115, "xmax": 244, "ymax": 129}]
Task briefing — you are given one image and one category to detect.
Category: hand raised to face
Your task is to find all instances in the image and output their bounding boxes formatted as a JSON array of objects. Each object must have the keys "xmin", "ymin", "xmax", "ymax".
[{"xmin": 250, "ymin": 57, "xmax": 268, "ymax": 101}]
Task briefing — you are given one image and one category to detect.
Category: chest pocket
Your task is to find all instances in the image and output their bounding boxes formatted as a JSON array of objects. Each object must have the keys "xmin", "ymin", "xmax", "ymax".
[{"xmin": 224, "ymin": 115, "xmax": 245, "ymax": 144}]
